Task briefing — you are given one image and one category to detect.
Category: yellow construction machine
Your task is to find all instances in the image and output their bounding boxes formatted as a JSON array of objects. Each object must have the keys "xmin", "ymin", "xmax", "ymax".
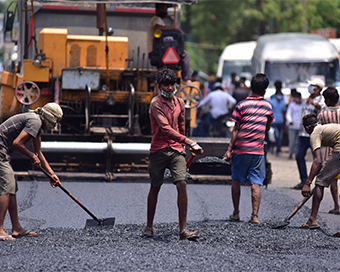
[{"xmin": 0, "ymin": 0, "xmax": 200, "ymax": 138}]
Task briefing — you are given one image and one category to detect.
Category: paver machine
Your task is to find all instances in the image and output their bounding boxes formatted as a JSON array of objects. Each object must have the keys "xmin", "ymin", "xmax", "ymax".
[{"xmin": 0, "ymin": 0, "xmax": 204, "ymax": 179}]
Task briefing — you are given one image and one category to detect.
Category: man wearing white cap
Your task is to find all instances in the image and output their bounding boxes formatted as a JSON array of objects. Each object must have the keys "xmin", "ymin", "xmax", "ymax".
[
  {"xmin": 292, "ymin": 78, "xmax": 327, "ymax": 189},
  {"xmin": 0, "ymin": 102, "xmax": 62, "ymax": 241}
]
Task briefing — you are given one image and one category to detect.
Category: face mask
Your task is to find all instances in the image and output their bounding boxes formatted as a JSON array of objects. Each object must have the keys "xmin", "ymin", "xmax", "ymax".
[
  {"xmin": 159, "ymin": 12, "xmax": 167, "ymax": 19},
  {"xmin": 43, "ymin": 120, "xmax": 56, "ymax": 131},
  {"xmin": 160, "ymin": 88, "xmax": 177, "ymax": 98},
  {"xmin": 276, "ymin": 95, "xmax": 283, "ymax": 100},
  {"xmin": 308, "ymin": 85, "xmax": 315, "ymax": 94}
]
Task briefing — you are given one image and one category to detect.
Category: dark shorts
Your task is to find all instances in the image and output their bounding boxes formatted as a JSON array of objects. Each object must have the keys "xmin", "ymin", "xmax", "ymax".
[
  {"xmin": 316, "ymin": 152, "xmax": 340, "ymax": 187},
  {"xmin": 148, "ymin": 147, "xmax": 187, "ymax": 188},
  {"xmin": 231, "ymin": 154, "xmax": 266, "ymax": 186},
  {"xmin": 0, "ymin": 159, "xmax": 17, "ymax": 195}
]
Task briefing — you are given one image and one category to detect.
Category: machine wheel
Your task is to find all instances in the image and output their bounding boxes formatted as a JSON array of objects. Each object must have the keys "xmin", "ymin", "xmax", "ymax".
[
  {"xmin": 15, "ymin": 81, "xmax": 40, "ymax": 105},
  {"xmin": 177, "ymin": 84, "xmax": 202, "ymax": 108}
]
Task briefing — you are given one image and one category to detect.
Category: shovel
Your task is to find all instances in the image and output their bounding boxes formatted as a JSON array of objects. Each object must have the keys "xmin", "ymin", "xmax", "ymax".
[
  {"xmin": 272, "ymin": 187, "xmax": 315, "ymax": 229},
  {"xmin": 40, "ymin": 167, "xmax": 115, "ymax": 228}
]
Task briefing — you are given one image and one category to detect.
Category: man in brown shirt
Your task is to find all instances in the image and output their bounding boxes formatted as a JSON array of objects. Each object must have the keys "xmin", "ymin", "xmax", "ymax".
[{"xmin": 301, "ymin": 113, "xmax": 340, "ymax": 230}]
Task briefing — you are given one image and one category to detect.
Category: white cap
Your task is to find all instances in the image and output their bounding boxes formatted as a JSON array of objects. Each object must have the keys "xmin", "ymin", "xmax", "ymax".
[{"xmin": 307, "ymin": 78, "xmax": 325, "ymax": 89}]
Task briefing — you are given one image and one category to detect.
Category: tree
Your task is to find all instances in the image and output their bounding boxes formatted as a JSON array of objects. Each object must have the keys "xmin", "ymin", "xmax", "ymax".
[{"xmin": 182, "ymin": 0, "xmax": 340, "ymax": 73}]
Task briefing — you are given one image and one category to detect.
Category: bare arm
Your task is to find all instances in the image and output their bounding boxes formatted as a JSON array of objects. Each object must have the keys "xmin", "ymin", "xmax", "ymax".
[
  {"xmin": 13, "ymin": 130, "xmax": 37, "ymax": 161},
  {"xmin": 32, "ymin": 136, "xmax": 61, "ymax": 187},
  {"xmin": 223, "ymin": 121, "xmax": 240, "ymax": 160},
  {"xmin": 302, "ymin": 148, "xmax": 322, "ymax": 197},
  {"xmin": 154, "ymin": 24, "xmax": 183, "ymax": 33}
]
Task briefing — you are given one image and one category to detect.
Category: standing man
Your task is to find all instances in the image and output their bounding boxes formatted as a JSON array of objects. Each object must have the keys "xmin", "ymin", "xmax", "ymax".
[
  {"xmin": 300, "ymin": 114, "xmax": 340, "ymax": 229},
  {"xmin": 269, "ymin": 81, "xmax": 286, "ymax": 156},
  {"xmin": 142, "ymin": 68, "xmax": 203, "ymax": 240},
  {"xmin": 317, "ymin": 87, "xmax": 340, "ymax": 214},
  {"xmin": 292, "ymin": 78, "xmax": 326, "ymax": 190},
  {"xmin": 0, "ymin": 103, "xmax": 62, "ymax": 241},
  {"xmin": 224, "ymin": 73, "xmax": 274, "ymax": 224},
  {"xmin": 286, "ymin": 91, "xmax": 303, "ymax": 159},
  {"xmin": 147, "ymin": 3, "xmax": 192, "ymax": 85}
]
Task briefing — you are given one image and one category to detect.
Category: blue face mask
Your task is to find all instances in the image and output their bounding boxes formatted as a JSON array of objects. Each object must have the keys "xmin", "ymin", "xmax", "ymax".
[
  {"xmin": 308, "ymin": 85, "xmax": 315, "ymax": 94},
  {"xmin": 160, "ymin": 88, "xmax": 177, "ymax": 98}
]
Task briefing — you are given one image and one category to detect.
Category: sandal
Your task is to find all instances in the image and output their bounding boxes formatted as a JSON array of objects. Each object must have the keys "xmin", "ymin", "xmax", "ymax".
[
  {"xmin": 141, "ymin": 227, "xmax": 154, "ymax": 237},
  {"xmin": 229, "ymin": 211, "xmax": 240, "ymax": 221},
  {"xmin": 248, "ymin": 213, "xmax": 260, "ymax": 224},
  {"xmin": 328, "ymin": 209, "xmax": 340, "ymax": 214},
  {"xmin": 179, "ymin": 229, "xmax": 199, "ymax": 240}
]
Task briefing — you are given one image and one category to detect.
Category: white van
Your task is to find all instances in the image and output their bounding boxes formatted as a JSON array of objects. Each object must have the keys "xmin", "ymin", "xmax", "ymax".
[
  {"xmin": 217, "ymin": 41, "xmax": 256, "ymax": 81},
  {"xmin": 251, "ymin": 33, "xmax": 340, "ymax": 99},
  {"xmin": 329, "ymin": 38, "xmax": 340, "ymax": 54}
]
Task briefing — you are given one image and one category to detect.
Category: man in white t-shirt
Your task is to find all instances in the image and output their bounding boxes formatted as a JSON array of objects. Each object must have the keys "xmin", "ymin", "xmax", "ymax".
[
  {"xmin": 197, "ymin": 82, "xmax": 236, "ymax": 137},
  {"xmin": 147, "ymin": 3, "xmax": 191, "ymax": 85}
]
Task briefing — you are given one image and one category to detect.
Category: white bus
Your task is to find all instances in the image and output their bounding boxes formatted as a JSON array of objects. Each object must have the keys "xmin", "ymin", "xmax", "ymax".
[
  {"xmin": 251, "ymin": 33, "xmax": 340, "ymax": 99},
  {"xmin": 217, "ymin": 41, "xmax": 256, "ymax": 81}
]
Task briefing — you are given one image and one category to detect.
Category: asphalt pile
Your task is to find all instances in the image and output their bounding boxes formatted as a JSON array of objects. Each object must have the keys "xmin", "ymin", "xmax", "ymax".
[{"xmin": 1, "ymin": 220, "xmax": 340, "ymax": 271}]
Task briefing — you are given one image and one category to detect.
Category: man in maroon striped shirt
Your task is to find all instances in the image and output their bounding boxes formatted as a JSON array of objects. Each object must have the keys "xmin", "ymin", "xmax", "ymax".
[
  {"xmin": 317, "ymin": 87, "xmax": 340, "ymax": 214},
  {"xmin": 224, "ymin": 73, "xmax": 274, "ymax": 224}
]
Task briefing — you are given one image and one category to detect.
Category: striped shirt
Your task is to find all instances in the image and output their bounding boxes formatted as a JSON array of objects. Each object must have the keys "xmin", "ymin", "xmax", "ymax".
[
  {"xmin": 318, "ymin": 106, "xmax": 340, "ymax": 160},
  {"xmin": 231, "ymin": 96, "xmax": 274, "ymax": 155}
]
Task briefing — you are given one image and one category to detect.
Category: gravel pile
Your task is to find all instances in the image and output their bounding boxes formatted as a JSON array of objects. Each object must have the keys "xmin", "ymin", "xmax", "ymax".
[
  {"xmin": 197, "ymin": 156, "xmax": 230, "ymax": 164},
  {"xmin": 1, "ymin": 220, "xmax": 340, "ymax": 271}
]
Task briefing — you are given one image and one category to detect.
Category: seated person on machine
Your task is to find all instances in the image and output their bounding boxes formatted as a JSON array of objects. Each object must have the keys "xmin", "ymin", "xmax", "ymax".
[{"xmin": 147, "ymin": 3, "xmax": 192, "ymax": 85}]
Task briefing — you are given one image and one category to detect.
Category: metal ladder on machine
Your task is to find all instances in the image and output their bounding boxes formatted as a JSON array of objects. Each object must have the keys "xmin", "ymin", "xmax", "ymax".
[{"xmin": 84, "ymin": 84, "xmax": 138, "ymax": 136}]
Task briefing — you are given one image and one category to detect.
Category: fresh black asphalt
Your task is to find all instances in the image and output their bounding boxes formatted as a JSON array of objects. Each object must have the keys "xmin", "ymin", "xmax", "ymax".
[{"xmin": 1, "ymin": 179, "xmax": 340, "ymax": 271}]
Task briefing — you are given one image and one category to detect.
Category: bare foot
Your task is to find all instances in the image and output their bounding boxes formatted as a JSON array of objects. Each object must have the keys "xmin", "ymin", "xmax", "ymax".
[{"xmin": 0, "ymin": 231, "xmax": 16, "ymax": 241}]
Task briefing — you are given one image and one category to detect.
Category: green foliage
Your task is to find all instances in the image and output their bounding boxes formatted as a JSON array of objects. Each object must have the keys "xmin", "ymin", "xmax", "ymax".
[
  {"xmin": 182, "ymin": 0, "xmax": 340, "ymax": 73},
  {"xmin": 0, "ymin": 0, "xmax": 14, "ymax": 13}
]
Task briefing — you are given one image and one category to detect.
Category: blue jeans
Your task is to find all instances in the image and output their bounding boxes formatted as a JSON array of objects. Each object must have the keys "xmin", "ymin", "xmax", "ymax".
[
  {"xmin": 272, "ymin": 123, "xmax": 284, "ymax": 154},
  {"xmin": 197, "ymin": 113, "xmax": 212, "ymax": 137},
  {"xmin": 295, "ymin": 136, "xmax": 312, "ymax": 184}
]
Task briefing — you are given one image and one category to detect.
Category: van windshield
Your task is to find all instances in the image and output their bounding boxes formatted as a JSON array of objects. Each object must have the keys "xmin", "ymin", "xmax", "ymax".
[
  {"xmin": 222, "ymin": 60, "xmax": 252, "ymax": 80},
  {"xmin": 265, "ymin": 60, "xmax": 340, "ymax": 87}
]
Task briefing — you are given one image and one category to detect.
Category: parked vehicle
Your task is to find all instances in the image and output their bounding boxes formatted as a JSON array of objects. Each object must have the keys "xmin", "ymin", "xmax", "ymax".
[
  {"xmin": 251, "ymin": 33, "xmax": 340, "ymax": 99},
  {"xmin": 217, "ymin": 41, "xmax": 256, "ymax": 82},
  {"xmin": 0, "ymin": 0, "xmax": 201, "ymax": 178},
  {"xmin": 329, "ymin": 38, "xmax": 340, "ymax": 55}
]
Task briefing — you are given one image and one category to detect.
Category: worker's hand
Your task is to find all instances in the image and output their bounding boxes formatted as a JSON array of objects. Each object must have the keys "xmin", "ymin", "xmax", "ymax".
[
  {"xmin": 302, "ymin": 184, "xmax": 311, "ymax": 197},
  {"xmin": 31, "ymin": 153, "xmax": 41, "ymax": 168},
  {"xmin": 306, "ymin": 97, "xmax": 314, "ymax": 105},
  {"xmin": 190, "ymin": 143, "xmax": 204, "ymax": 155},
  {"xmin": 49, "ymin": 174, "xmax": 61, "ymax": 188},
  {"xmin": 223, "ymin": 151, "xmax": 232, "ymax": 162}
]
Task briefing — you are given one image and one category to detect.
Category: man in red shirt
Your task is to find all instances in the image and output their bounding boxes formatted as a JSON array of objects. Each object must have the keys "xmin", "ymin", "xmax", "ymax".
[{"xmin": 142, "ymin": 68, "xmax": 203, "ymax": 240}]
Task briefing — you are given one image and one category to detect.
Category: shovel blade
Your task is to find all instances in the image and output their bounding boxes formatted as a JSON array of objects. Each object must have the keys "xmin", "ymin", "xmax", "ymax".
[
  {"xmin": 272, "ymin": 219, "xmax": 290, "ymax": 229},
  {"xmin": 85, "ymin": 217, "xmax": 115, "ymax": 228}
]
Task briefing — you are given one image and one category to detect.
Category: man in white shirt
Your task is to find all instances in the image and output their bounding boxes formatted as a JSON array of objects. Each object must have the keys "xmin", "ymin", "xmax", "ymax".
[
  {"xmin": 286, "ymin": 91, "xmax": 303, "ymax": 159},
  {"xmin": 197, "ymin": 82, "xmax": 236, "ymax": 137},
  {"xmin": 292, "ymin": 78, "xmax": 326, "ymax": 189}
]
